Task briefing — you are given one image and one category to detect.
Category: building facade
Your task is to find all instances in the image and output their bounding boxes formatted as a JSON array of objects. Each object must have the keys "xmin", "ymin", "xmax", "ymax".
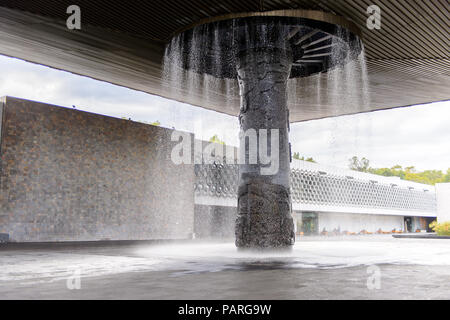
[{"xmin": 195, "ymin": 150, "xmax": 437, "ymax": 236}]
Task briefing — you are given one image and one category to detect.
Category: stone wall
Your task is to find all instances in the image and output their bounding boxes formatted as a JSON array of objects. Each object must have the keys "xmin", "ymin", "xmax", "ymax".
[{"xmin": 0, "ymin": 97, "xmax": 194, "ymax": 242}]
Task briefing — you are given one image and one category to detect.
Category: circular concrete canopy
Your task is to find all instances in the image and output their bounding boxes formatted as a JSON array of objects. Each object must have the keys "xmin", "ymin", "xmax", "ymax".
[
  {"xmin": 0, "ymin": 1, "xmax": 448, "ymax": 122},
  {"xmin": 171, "ymin": 12, "xmax": 362, "ymax": 79}
]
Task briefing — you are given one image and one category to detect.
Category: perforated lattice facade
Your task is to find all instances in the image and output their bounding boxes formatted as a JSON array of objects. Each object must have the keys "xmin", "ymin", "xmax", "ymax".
[
  {"xmin": 195, "ymin": 164, "xmax": 239, "ymax": 199},
  {"xmin": 194, "ymin": 162, "xmax": 437, "ymax": 214}
]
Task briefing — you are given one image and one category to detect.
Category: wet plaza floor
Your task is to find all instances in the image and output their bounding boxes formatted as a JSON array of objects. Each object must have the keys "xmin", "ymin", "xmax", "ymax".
[{"xmin": 1, "ymin": 235, "xmax": 450, "ymax": 299}]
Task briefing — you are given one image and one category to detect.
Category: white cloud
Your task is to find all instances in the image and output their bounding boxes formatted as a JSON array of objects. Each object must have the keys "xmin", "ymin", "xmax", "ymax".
[{"xmin": 290, "ymin": 101, "xmax": 450, "ymax": 171}]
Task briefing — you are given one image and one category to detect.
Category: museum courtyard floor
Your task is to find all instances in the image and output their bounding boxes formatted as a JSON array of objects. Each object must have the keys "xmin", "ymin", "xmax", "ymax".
[{"xmin": 1, "ymin": 235, "xmax": 449, "ymax": 299}]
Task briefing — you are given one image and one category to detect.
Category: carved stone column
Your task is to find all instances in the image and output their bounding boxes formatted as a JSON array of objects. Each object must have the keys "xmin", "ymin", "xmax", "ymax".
[{"xmin": 235, "ymin": 48, "xmax": 295, "ymax": 248}]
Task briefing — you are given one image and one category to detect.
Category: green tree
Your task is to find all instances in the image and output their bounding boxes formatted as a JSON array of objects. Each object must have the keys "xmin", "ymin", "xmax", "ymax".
[
  {"xmin": 293, "ymin": 152, "xmax": 316, "ymax": 163},
  {"xmin": 349, "ymin": 156, "xmax": 450, "ymax": 186},
  {"xmin": 349, "ymin": 156, "xmax": 370, "ymax": 172},
  {"xmin": 444, "ymin": 169, "xmax": 450, "ymax": 183},
  {"xmin": 209, "ymin": 134, "xmax": 225, "ymax": 145},
  {"xmin": 133, "ymin": 119, "xmax": 161, "ymax": 126}
]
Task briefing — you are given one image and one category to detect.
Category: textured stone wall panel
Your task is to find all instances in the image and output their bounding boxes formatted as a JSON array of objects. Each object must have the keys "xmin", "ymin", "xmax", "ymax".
[{"xmin": 0, "ymin": 97, "xmax": 194, "ymax": 242}]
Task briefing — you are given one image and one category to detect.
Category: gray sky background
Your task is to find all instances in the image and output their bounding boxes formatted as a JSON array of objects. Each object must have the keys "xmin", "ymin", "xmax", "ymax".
[{"xmin": 0, "ymin": 54, "xmax": 449, "ymax": 171}]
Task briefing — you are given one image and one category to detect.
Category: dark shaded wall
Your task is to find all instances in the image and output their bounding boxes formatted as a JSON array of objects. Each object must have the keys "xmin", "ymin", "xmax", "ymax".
[{"xmin": 0, "ymin": 97, "xmax": 194, "ymax": 242}]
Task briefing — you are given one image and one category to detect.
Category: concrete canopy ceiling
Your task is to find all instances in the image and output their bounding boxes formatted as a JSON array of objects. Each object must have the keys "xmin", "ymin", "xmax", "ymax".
[{"xmin": 0, "ymin": 0, "xmax": 448, "ymax": 122}]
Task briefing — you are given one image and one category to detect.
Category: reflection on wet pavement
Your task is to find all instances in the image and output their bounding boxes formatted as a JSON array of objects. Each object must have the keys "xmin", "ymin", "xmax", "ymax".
[{"xmin": 2, "ymin": 236, "xmax": 450, "ymax": 283}]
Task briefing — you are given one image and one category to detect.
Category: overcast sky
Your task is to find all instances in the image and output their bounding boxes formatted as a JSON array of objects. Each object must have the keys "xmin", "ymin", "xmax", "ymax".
[{"xmin": 0, "ymin": 54, "xmax": 449, "ymax": 171}]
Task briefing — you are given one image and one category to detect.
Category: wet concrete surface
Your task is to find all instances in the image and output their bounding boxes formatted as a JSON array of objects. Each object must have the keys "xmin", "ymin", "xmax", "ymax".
[{"xmin": 1, "ymin": 235, "xmax": 450, "ymax": 299}]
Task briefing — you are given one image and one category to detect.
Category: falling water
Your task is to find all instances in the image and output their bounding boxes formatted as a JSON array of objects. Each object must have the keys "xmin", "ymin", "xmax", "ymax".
[
  {"xmin": 322, "ymin": 28, "xmax": 371, "ymax": 166},
  {"xmin": 163, "ymin": 18, "xmax": 371, "ymax": 187},
  {"xmin": 163, "ymin": 21, "xmax": 370, "ymax": 126}
]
